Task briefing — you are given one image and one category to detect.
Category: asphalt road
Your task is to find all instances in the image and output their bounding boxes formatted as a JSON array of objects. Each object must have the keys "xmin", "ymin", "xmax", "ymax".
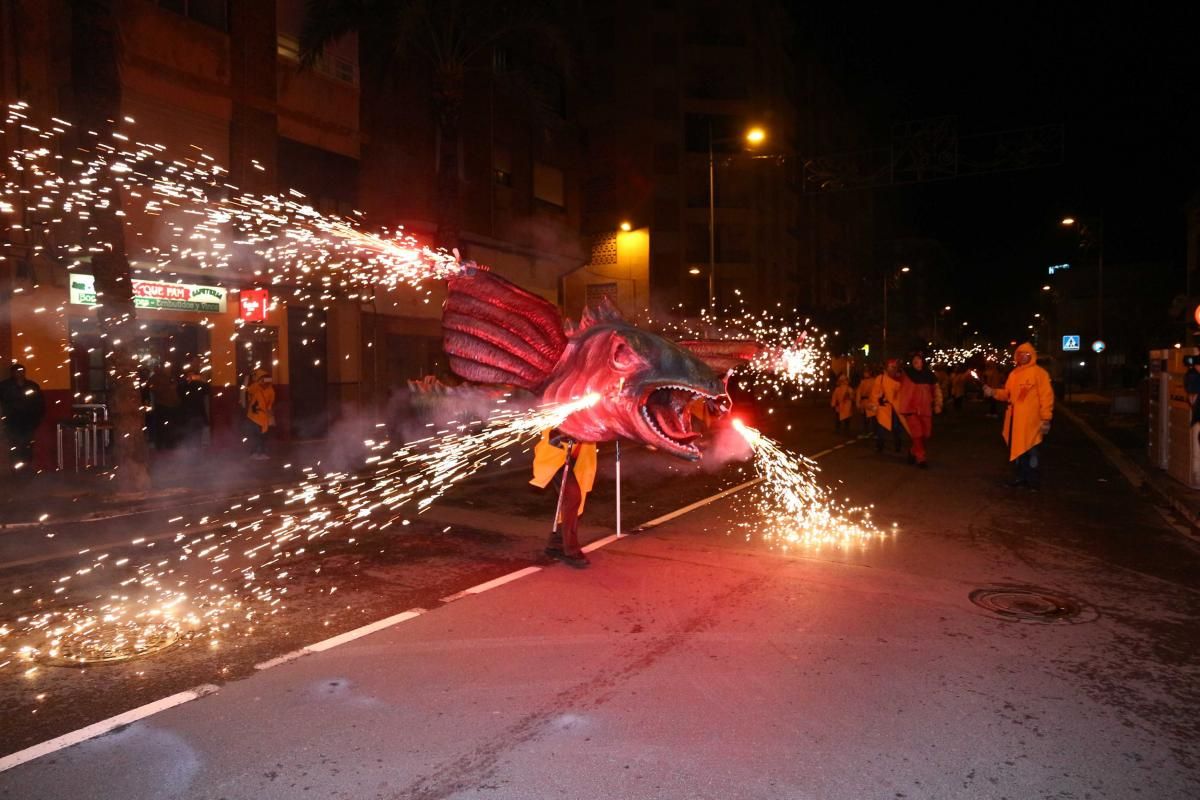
[{"xmin": 1, "ymin": 400, "xmax": 1199, "ymax": 799}]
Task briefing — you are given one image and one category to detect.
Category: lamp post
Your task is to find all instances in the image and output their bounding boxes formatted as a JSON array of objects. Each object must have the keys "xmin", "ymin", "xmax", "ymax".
[
  {"xmin": 882, "ymin": 265, "xmax": 911, "ymax": 358},
  {"xmin": 1062, "ymin": 213, "xmax": 1104, "ymax": 388},
  {"xmin": 707, "ymin": 123, "xmax": 766, "ymax": 309},
  {"xmin": 932, "ymin": 304, "xmax": 951, "ymax": 345}
]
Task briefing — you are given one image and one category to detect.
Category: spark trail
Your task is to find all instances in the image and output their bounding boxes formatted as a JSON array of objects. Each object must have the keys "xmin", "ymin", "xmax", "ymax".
[
  {"xmin": 731, "ymin": 419, "xmax": 892, "ymax": 550},
  {"xmin": 0, "ymin": 394, "xmax": 599, "ymax": 670}
]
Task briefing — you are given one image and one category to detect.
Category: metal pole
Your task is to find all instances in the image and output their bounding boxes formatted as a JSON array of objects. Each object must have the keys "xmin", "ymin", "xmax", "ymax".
[
  {"xmin": 615, "ymin": 440, "xmax": 621, "ymax": 537},
  {"xmin": 882, "ymin": 277, "xmax": 888, "ymax": 359},
  {"xmin": 1096, "ymin": 213, "xmax": 1104, "ymax": 390},
  {"xmin": 708, "ymin": 123, "xmax": 716, "ymax": 310},
  {"xmin": 551, "ymin": 442, "xmax": 575, "ymax": 537}
]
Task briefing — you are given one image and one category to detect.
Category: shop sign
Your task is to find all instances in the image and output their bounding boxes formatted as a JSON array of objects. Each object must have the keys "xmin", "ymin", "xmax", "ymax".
[
  {"xmin": 239, "ymin": 289, "xmax": 270, "ymax": 323},
  {"xmin": 69, "ymin": 274, "xmax": 227, "ymax": 313}
]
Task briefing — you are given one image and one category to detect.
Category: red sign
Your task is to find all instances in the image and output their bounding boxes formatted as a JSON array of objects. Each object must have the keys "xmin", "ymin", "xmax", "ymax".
[{"xmin": 239, "ymin": 289, "xmax": 270, "ymax": 323}]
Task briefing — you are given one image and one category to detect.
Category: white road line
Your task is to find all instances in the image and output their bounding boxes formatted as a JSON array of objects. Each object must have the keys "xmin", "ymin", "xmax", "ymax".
[
  {"xmin": 440, "ymin": 566, "xmax": 543, "ymax": 603},
  {"xmin": 634, "ymin": 433, "xmax": 867, "ymax": 532},
  {"xmin": 306, "ymin": 608, "xmax": 426, "ymax": 652},
  {"xmin": 633, "ymin": 477, "xmax": 765, "ymax": 531},
  {"xmin": 254, "ymin": 649, "xmax": 308, "ymax": 671},
  {"xmin": 0, "ymin": 684, "xmax": 218, "ymax": 774},
  {"xmin": 582, "ymin": 533, "xmax": 622, "ymax": 553}
]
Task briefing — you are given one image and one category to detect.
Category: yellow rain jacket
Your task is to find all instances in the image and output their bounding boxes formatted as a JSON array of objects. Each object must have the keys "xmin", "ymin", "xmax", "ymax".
[
  {"xmin": 855, "ymin": 376, "xmax": 875, "ymax": 416},
  {"xmin": 246, "ymin": 371, "xmax": 276, "ymax": 434},
  {"xmin": 994, "ymin": 342, "xmax": 1054, "ymax": 461},
  {"xmin": 530, "ymin": 430, "xmax": 598, "ymax": 514},
  {"xmin": 872, "ymin": 372, "xmax": 906, "ymax": 432},
  {"xmin": 830, "ymin": 379, "xmax": 854, "ymax": 421}
]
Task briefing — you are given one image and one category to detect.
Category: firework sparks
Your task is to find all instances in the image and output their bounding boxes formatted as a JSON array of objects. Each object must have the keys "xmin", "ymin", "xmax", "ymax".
[
  {"xmin": 0, "ymin": 393, "xmax": 599, "ymax": 667},
  {"xmin": 645, "ymin": 307, "xmax": 831, "ymax": 398},
  {"xmin": 731, "ymin": 419, "xmax": 892, "ymax": 550}
]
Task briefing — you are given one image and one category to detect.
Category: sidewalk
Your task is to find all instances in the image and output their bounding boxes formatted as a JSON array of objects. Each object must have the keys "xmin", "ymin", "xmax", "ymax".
[{"xmin": 1062, "ymin": 396, "xmax": 1200, "ymax": 533}]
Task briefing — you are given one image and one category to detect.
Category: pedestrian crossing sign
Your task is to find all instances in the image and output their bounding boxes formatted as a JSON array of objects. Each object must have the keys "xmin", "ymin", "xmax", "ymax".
[{"xmin": 1062, "ymin": 335, "xmax": 1081, "ymax": 352}]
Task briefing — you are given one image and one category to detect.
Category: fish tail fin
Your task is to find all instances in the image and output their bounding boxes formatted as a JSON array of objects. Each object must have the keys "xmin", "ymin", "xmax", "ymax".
[{"xmin": 443, "ymin": 270, "xmax": 567, "ymax": 390}]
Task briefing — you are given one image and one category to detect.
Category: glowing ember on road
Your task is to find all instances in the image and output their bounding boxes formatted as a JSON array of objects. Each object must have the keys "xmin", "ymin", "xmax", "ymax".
[{"xmin": 731, "ymin": 419, "xmax": 891, "ymax": 550}]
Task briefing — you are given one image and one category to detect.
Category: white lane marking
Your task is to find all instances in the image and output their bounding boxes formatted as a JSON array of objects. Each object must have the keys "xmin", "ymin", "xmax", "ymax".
[
  {"xmin": 633, "ymin": 477, "xmax": 764, "ymax": 531},
  {"xmin": 634, "ymin": 433, "xmax": 868, "ymax": 532},
  {"xmin": 582, "ymin": 533, "xmax": 622, "ymax": 553},
  {"xmin": 306, "ymin": 608, "xmax": 426, "ymax": 652},
  {"xmin": 0, "ymin": 684, "xmax": 218, "ymax": 774},
  {"xmin": 254, "ymin": 650, "xmax": 308, "ymax": 671},
  {"xmin": 440, "ymin": 566, "xmax": 543, "ymax": 603}
]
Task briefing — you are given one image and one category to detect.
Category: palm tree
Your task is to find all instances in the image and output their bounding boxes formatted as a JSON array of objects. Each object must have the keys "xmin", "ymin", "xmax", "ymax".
[
  {"xmin": 299, "ymin": 0, "xmax": 573, "ymax": 251},
  {"xmin": 69, "ymin": 0, "xmax": 151, "ymax": 493}
]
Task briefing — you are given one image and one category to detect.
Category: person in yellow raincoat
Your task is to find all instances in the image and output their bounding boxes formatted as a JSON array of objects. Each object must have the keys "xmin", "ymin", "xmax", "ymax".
[
  {"xmin": 855, "ymin": 366, "xmax": 876, "ymax": 433},
  {"xmin": 830, "ymin": 375, "xmax": 854, "ymax": 432},
  {"xmin": 245, "ymin": 369, "xmax": 275, "ymax": 460},
  {"xmin": 983, "ymin": 342, "xmax": 1054, "ymax": 490},
  {"xmin": 872, "ymin": 358, "xmax": 906, "ymax": 454},
  {"xmin": 530, "ymin": 429, "xmax": 598, "ymax": 568}
]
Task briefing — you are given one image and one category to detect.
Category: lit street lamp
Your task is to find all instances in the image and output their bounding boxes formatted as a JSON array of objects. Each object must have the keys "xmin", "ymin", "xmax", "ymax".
[{"xmin": 707, "ymin": 124, "xmax": 766, "ymax": 308}]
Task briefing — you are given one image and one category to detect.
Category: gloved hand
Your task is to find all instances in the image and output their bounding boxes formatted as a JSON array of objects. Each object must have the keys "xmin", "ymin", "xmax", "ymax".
[
  {"xmin": 982, "ymin": 385, "xmax": 995, "ymax": 398},
  {"xmin": 1040, "ymin": 421, "xmax": 1051, "ymax": 436}
]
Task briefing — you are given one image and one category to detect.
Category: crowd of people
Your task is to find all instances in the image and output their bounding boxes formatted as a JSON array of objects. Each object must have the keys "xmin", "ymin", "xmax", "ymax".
[{"xmin": 829, "ymin": 343, "xmax": 1054, "ymax": 488}]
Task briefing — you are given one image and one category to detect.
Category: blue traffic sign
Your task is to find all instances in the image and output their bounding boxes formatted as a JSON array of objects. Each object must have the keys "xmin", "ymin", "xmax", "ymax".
[{"xmin": 1062, "ymin": 335, "xmax": 1081, "ymax": 352}]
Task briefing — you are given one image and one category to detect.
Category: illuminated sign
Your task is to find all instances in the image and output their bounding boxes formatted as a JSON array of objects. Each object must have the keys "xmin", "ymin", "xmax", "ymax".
[
  {"xmin": 239, "ymin": 289, "xmax": 270, "ymax": 323},
  {"xmin": 1091, "ymin": 340, "xmax": 1106, "ymax": 354},
  {"xmin": 1062, "ymin": 335, "xmax": 1080, "ymax": 352},
  {"xmin": 1048, "ymin": 263, "xmax": 1070, "ymax": 275},
  {"xmin": 69, "ymin": 274, "xmax": 227, "ymax": 313}
]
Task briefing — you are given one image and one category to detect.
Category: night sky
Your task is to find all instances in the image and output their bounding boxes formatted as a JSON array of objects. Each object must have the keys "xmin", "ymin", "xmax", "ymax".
[{"xmin": 791, "ymin": 2, "xmax": 1200, "ymax": 340}]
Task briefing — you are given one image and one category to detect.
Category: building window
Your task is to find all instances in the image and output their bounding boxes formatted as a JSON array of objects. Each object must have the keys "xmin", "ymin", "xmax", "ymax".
[
  {"xmin": 586, "ymin": 282, "xmax": 619, "ymax": 308},
  {"xmin": 533, "ymin": 162, "xmax": 565, "ymax": 208},
  {"xmin": 158, "ymin": 0, "xmax": 228, "ymax": 32},
  {"xmin": 277, "ymin": 33, "xmax": 358, "ymax": 86},
  {"xmin": 493, "ymin": 145, "xmax": 513, "ymax": 187},
  {"xmin": 493, "ymin": 47, "xmax": 511, "ymax": 74},
  {"xmin": 590, "ymin": 234, "xmax": 618, "ymax": 266}
]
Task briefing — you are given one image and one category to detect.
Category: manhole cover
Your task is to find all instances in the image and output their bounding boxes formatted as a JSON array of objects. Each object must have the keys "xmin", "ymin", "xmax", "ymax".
[
  {"xmin": 40, "ymin": 621, "xmax": 182, "ymax": 667},
  {"xmin": 969, "ymin": 586, "xmax": 1096, "ymax": 624}
]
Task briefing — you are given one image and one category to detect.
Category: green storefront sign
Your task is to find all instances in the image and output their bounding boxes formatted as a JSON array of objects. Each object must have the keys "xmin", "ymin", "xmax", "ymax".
[{"xmin": 69, "ymin": 274, "xmax": 227, "ymax": 314}]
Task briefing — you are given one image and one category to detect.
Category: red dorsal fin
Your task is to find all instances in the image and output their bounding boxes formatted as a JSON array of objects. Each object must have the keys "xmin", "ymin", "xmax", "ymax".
[
  {"xmin": 578, "ymin": 297, "xmax": 624, "ymax": 331},
  {"xmin": 443, "ymin": 269, "xmax": 567, "ymax": 390}
]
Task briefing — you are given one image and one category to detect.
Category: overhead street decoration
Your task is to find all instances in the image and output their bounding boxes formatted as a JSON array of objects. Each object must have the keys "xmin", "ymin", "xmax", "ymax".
[{"xmin": 802, "ymin": 117, "xmax": 1064, "ymax": 193}]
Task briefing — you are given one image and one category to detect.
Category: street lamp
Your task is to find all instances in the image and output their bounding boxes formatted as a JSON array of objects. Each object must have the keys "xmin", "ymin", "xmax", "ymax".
[
  {"xmin": 708, "ymin": 123, "xmax": 766, "ymax": 309},
  {"xmin": 882, "ymin": 265, "xmax": 911, "ymax": 358},
  {"xmin": 1062, "ymin": 213, "xmax": 1105, "ymax": 387}
]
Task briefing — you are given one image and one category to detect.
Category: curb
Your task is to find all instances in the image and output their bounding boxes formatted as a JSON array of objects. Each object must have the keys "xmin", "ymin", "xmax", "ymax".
[{"xmin": 1059, "ymin": 405, "xmax": 1200, "ymax": 533}]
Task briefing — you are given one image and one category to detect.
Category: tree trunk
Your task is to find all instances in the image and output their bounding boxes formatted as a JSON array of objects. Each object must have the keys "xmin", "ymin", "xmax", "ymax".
[
  {"xmin": 433, "ymin": 65, "xmax": 465, "ymax": 251},
  {"xmin": 70, "ymin": 0, "xmax": 150, "ymax": 493}
]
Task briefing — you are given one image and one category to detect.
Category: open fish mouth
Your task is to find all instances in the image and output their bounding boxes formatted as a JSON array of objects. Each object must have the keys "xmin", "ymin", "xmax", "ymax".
[{"xmin": 639, "ymin": 384, "xmax": 729, "ymax": 459}]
